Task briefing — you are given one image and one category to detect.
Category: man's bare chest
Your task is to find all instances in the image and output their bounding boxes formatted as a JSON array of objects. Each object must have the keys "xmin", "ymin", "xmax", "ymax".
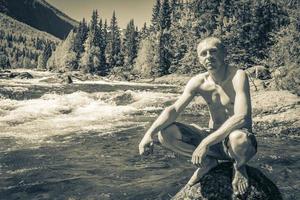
[{"xmin": 199, "ymin": 80, "xmax": 235, "ymax": 111}]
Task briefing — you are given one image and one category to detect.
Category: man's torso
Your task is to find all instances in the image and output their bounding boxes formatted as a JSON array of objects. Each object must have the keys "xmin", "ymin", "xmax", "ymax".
[{"xmin": 192, "ymin": 68, "xmax": 252, "ymax": 130}]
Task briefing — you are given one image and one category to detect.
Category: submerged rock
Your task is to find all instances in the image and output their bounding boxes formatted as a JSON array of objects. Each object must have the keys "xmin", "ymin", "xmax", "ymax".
[
  {"xmin": 172, "ymin": 162, "xmax": 282, "ymax": 200},
  {"xmin": 9, "ymin": 72, "xmax": 33, "ymax": 79}
]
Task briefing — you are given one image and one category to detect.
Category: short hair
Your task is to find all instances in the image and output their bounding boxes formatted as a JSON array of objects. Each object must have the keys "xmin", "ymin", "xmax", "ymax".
[{"xmin": 197, "ymin": 37, "xmax": 227, "ymax": 56}]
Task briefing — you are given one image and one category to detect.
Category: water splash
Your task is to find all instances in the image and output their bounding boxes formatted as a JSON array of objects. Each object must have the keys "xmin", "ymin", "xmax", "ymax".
[{"xmin": 0, "ymin": 90, "xmax": 177, "ymax": 143}]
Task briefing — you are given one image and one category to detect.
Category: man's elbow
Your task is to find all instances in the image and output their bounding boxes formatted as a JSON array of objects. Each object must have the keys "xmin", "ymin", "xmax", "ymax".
[
  {"xmin": 233, "ymin": 114, "xmax": 249, "ymax": 126},
  {"xmin": 164, "ymin": 106, "xmax": 178, "ymax": 120}
]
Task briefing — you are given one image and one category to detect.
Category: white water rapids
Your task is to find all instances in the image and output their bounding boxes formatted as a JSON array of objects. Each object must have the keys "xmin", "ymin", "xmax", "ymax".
[{"xmin": 0, "ymin": 76, "xmax": 179, "ymax": 143}]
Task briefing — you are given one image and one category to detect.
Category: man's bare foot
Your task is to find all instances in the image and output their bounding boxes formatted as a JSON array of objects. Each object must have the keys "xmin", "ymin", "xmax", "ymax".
[
  {"xmin": 232, "ymin": 165, "xmax": 249, "ymax": 196},
  {"xmin": 187, "ymin": 158, "xmax": 218, "ymax": 187}
]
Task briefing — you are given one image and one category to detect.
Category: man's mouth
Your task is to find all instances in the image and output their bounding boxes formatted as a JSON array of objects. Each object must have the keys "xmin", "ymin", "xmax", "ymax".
[
  {"xmin": 206, "ymin": 59, "xmax": 215, "ymax": 64},
  {"xmin": 206, "ymin": 61, "xmax": 214, "ymax": 67}
]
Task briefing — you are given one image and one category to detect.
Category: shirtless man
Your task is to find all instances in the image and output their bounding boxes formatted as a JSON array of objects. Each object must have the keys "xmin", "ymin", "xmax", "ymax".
[{"xmin": 138, "ymin": 37, "xmax": 257, "ymax": 196}]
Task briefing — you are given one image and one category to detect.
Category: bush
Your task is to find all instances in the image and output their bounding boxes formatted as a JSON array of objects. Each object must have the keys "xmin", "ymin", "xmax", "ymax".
[{"xmin": 273, "ymin": 64, "xmax": 300, "ymax": 95}]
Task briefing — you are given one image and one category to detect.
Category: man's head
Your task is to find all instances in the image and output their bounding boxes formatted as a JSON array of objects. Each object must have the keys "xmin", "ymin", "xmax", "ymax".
[{"xmin": 197, "ymin": 37, "xmax": 226, "ymax": 71}]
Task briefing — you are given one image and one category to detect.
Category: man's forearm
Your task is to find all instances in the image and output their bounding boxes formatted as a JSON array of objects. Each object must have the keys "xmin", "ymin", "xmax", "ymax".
[
  {"xmin": 145, "ymin": 106, "xmax": 178, "ymax": 137},
  {"xmin": 200, "ymin": 115, "xmax": 248, "ymax": 147}
]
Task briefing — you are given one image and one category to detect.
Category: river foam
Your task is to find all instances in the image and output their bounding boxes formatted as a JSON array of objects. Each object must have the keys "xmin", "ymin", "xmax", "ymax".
[{"xmin": 0, "ymin": 90, "xmax": 178, "ymax": 142}]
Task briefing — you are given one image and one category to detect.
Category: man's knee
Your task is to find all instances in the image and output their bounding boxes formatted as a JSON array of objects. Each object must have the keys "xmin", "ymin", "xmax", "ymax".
[
  {"xmin": 228, "ymin": 130, "xmax": 257, "ymax": 155},
  {"xmin": 158, "ymin": 124, "xmax": 179, "ymax": 145}
]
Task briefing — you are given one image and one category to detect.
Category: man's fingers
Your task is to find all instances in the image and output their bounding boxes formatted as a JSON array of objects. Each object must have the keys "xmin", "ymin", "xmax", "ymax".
[
  {"xmin": 241, "ymin": 182, "xmax": 247, "ymax": 194},
  {"xmin": 192, "ymin": 155, "xmax": 197, "ymax": 165},
  {"xmin": 196, "ymin": 156, "xmax": 199, "ymax": 165},
  {"xmin": 139, "ymin": 144, "xmax": 154, "ymax": 156},
  {"xmin": 192, "ymin": 155, "xmax": 200, "ymax": 166}
]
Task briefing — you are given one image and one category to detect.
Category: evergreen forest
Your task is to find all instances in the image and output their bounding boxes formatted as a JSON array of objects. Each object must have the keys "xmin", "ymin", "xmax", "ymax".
[{"xmin": 1, "ymin": 0, "xmax": 299, "ymax": 93}]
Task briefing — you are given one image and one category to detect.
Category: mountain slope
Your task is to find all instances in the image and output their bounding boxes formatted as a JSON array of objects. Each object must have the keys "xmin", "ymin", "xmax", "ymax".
[
  {"xmin": 0, "ymin": 13, "xmax": 60, "ymax": 68},
  {"xmin": 0, "ymin": 0, "xmax": 78, "ymax": 39},
  {"xmin": 0, "ymin": 13, "xmax": 60, "ymax": 42}
]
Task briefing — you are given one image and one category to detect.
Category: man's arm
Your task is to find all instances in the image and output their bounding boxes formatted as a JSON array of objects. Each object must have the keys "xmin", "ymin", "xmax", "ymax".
[
  {"xmin": 139, "ymin": 76, "xmax": 201, "ymax": 155},
  {"xmin": 200, "ymin": 70, "xmax": 251, "ymax": 147}
]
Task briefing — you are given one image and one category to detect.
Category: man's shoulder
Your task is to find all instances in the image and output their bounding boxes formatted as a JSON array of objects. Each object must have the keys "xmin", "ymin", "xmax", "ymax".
[
  {"xmin": 184, "ymin": 72, "xmax": 208, "ymax": 93},
  {"xmin": 232, "ymin": 69, "xmax": 250, "ymax": 91},
  {"xmin": 190, "ymin": 72, "xmax": 209, "ymax": 84},
  {"xmin": 232, "ymin": 69, "xmax": 248, "ymax": 83}
]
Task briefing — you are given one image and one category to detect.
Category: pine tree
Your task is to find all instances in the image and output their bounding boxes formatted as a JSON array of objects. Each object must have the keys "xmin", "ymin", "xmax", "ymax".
[
  {"xmin": 159, "ymin": 0, "xmax": 172, "ymax": 30},
  {"xmin": 0, "ymin": 51, "xmax": 10, "ymax": 69},
  {"xmin": 90, "ymin": 10, "xmax": 98, "ymax": 34},
  {"xmin": 192, "ymin": 0, "xmax": 221, "ymax": 36},
  {"xmin": 74, "ymin": 18, "xmax": 88, "ymax": 67},
  {"xmin": 79, "ymin": 31, "xmax": 100, "ymax": 73},
  {"xmin": 151, "ymin": 0, "xmax": 161, "ymax": 31},
  {"xmin": 37, "ymin": 42, "xmax": 52, "ymax": 69},
  {"xmin": 98, "ymin": 19, "xmax": 107, "ymax": 75},
  {"xmin": 123, "ymin": 19, "xmax": 138, "ymax": 67},
  {"xmin": 141, "ymin": 22, "xmax": 148, "ymax": 39},
  {"xmin": 107, "ymin": 11, "xmax": 123, "ymax": 70},
  {"xmin": 157, "ymin": 31, "xmax": 171, "ymax": 76},
  {"xmin": 151, "ymin": 0, "xmax": 172, "ymax": 76}
]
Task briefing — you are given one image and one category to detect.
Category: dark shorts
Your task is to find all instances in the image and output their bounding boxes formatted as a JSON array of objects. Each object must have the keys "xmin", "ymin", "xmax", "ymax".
[{"xmin": 174, "ymin": 122, "xmax": 257, "ymax": 160}]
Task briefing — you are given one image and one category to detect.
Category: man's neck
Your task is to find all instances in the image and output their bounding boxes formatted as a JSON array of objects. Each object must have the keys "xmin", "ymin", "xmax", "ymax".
[{"xmin": 208, "ymin": 65, "xmax": 227, "ymax": 84}]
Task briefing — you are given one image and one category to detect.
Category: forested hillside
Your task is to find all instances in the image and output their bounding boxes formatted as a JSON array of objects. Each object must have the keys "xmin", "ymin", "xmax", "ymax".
[
  {"xmin": 0, "ymin": 0, "xmax": 78, "ymax": 39},
  {"xmin": 0, "ymin": 13, "xmax": 60, "ymax": 69}
]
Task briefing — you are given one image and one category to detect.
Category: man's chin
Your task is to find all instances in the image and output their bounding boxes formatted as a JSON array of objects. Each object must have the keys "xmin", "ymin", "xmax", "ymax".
[{"xmin": 206, "ymin": 66, "xmax": 215, "ymax": 70}]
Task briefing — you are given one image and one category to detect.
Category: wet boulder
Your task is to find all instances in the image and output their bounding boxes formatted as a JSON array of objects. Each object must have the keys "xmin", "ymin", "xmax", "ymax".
[
  {"xmin": 172, "ymin": 162, "xmax": 282, "ymax": 200},
  {"xmin": 113, "ymin": 90, "xmax": 136, "ymax": 105},
  {"xmin": 9, "ymin": 72, "xmax": 33, "ymax": 79}
]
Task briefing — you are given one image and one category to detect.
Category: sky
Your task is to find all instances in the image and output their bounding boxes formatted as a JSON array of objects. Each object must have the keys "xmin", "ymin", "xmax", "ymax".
[{"xmin": 46, "ymin": 0, "xmax": 155, "ymax": 29}]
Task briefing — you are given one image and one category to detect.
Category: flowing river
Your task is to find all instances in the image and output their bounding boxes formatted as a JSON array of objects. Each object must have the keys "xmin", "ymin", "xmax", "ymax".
[{"xmin": 0, "ymin": 70, "xmax": 299, "ymax": 200}]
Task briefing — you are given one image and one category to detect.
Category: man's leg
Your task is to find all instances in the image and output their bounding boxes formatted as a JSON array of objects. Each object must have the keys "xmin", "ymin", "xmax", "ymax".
[
  {"xmin": 158, "ymin": 123, "xmax": 219, "ymax": 186},
  {"xmin": 226, "ymin": 129, "xmax": 257, "ymax": 196}
]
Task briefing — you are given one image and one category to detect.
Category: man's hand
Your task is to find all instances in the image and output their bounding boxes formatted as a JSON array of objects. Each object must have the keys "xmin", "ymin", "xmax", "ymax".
[
  {"xmin": 139, "ymin": 135, "xmax": 154, "ymax": 156},
  {"xmin": 192, "ymin": 144, "xmax": 209, "ymax": 167}
]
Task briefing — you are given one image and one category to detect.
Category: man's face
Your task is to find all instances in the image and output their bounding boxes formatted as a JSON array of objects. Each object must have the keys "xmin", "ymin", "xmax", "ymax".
[{"xmin": 197, "ymin": 40, "xmax": 225, "ymax": 71}]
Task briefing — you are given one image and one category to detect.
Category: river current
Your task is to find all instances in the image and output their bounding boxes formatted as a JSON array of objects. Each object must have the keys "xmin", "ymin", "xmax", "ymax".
[{"xmin": 0, "ymin": 70, "xmax": 299, "ymax": 200}]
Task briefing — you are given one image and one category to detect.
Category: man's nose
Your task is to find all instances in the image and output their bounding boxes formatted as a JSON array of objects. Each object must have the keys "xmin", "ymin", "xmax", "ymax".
[{"xmin": 206, "ymin": 51, "xmax": 212, "ymax": 58}]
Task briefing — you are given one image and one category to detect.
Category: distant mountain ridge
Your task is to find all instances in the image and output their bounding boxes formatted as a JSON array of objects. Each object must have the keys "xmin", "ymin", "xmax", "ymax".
[{"xmin": 0, "ymin": 0, "xmax": 78, "ymax": 39}]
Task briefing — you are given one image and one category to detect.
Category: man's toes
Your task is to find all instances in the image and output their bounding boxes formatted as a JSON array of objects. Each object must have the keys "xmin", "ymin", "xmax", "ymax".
[
  {"xmin": 233, "ymin": 184, "xmax": 238, "ymax": 195},
  {"xmin": 238, "ymin": 185, "xmax": 243, "ymax": 195},
  {"xmin": 239, "ymin": 182, "xmax": 248, "ymax": 195},
  {"xmin": 240, "ymin": 184, "xmax": 245, "ymax": 194}
]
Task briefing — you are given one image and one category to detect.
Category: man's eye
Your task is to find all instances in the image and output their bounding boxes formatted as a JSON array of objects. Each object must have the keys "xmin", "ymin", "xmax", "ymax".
[{"xmin": 200, "ymin": 52, "xmax": 207, "ymax": 56}]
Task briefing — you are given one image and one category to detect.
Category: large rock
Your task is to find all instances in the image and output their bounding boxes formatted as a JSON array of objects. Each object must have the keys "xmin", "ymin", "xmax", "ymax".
[
  {"xmin": 172, "ymin": 162, "xmax": 282, "ymax": 200},
  {"xmin": 247, "ymin": 65, "xmax": 271, "ymax": 80}
]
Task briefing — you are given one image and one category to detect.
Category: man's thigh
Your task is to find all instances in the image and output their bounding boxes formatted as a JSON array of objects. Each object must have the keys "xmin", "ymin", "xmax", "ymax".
[
  {"xmin": 172, "ymin": 122, "xmax": 209, "ymax": 146},
  {"xmin": 172, "ymin": 122, "xmax": 227, "ymax": 159}
]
